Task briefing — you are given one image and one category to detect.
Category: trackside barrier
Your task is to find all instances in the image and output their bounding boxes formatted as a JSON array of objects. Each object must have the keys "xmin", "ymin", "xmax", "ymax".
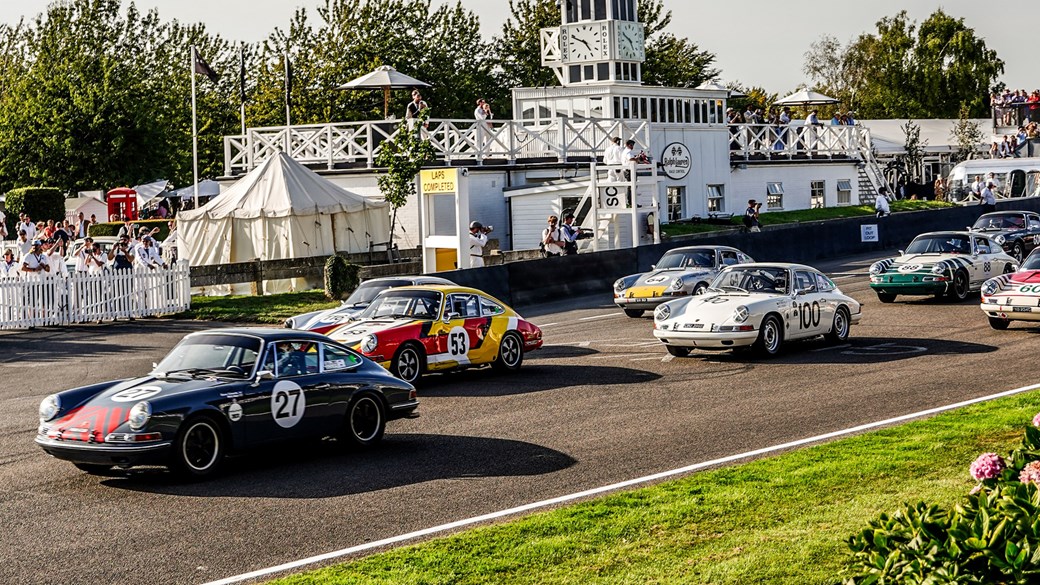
[{"xmin": 0, "ymin": 261, "xmax": 191, "ymax": 329}]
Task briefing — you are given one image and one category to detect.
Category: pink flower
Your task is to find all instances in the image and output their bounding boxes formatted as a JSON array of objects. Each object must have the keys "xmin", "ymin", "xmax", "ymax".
[
  {"xmin": 970, "ymin": 452, "xmax": 1006, "ymax": 481},
  {"xmin": 1020, "ymin": 461, "xmax": 1040, "ymax": 486},
  {"xmin": 1033, "ymin": 412, "xmax": 1040, "ymax": 428}
]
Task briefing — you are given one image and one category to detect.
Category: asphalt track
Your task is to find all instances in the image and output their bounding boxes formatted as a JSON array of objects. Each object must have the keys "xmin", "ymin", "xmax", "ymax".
[{"xmin": 3, "ymin": 252, "xmax": 1040, "ymax": 584}]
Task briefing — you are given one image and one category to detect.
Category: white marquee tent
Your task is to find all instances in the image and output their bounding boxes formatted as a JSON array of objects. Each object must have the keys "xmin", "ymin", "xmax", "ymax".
[{"xmin": 178, "ymin": 151, "xmax": 389, "ymax": 293}]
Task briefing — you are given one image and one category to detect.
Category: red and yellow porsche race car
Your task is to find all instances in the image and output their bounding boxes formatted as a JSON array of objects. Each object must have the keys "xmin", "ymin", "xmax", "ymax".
[{"xmin": 325, "ymin": 285, "xmax": 543, "ymax": 384}]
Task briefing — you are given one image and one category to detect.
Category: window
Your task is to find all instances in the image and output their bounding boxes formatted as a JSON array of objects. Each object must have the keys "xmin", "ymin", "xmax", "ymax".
[
  {"xmin": 707, "ymin": 185, "xmax": 725, "ymax": 213},
  {"xmin": 974, "ymin": 238, "xmax": 991, "ymax": 255},
  {"xmin": 837, "ymin": 180, "xmax": 852, "ymax": 206},
  {"xmin": 322, "ymin": 344, "xmax": 361, "ymax": 372},
  {"xmin": 480, "ymin": 297, "xmax": 506, "ymax": 317},
  {"xmin": 766, "ymin": 182, "xmax": 784, "ymax": 209},
  {"xmin": 274, "ymin": 341, "xmax": 319, "ymax": 377},
  {"xmin": 794, "ymin": 271, "xmax": 816, "ymax": 293},
  {"xmin": 814, "ymin": 272, "xmax": 836, "ymax": 293},
  {"xmin": 810, "ymin": 180, "xmax": 825, "ymax": 209},
  {"xmin": 449, "ymin": 294, "xmax": 481, "ymax": 318},
  {"xmin": 720, "ymin": 250, "xmax": 739, "ymax": 266},
  {"xmin": 666, "ymin": 186, "xmax": 684, "ymax": 222}
]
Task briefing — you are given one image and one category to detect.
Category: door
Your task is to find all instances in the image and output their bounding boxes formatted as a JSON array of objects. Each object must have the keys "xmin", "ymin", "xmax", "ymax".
[
  {"xmin": 242, "ymin": 340, "xmax": 336, "ymax": 444},
  {"xmin": 972, "ymin": 236, "xmax": 997, "ymax": 286},
  {"xmin": 790, "ymin": 269, "xmax": 826, "ymax": 339},
  {"xmin": 441, "ymin": 292, "xmax": 496, "ymax": 366}
]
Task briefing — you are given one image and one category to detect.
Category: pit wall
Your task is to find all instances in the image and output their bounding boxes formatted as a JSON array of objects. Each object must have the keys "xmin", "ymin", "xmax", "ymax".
[{"xmin": 437, "ymin": 198, "xmax": 1040, "ymax": 307}]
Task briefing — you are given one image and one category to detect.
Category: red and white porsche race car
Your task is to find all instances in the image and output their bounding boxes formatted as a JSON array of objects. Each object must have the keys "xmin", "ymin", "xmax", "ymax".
[{"xmin": 980, "ymin": 248, "xmax": 1040, "ymax": 329}]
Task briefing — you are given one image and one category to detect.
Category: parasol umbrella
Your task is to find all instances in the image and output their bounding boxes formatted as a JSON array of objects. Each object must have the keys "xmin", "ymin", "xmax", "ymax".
[
  {"xmin": 774, "ymin": 89, "xmax": 839, "ymax": 106},
  {"xmin": 337, "ymin": 65, "xmax": 432, "ymax": 119}
]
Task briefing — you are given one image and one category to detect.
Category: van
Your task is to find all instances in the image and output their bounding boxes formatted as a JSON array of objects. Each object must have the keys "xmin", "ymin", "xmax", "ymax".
[{"xmin": 947, "ymin": 158, "xmax": 1040, "ymax": 201}]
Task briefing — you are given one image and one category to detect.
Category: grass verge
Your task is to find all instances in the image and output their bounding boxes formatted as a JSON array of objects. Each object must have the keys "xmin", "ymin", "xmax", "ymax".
[
  {"xmin": 180, "ymin": 291, "xmax": 339, "ymax": 324},
  {"xmin": 269, "ymin": 388, "xmax": 1038, "ymax": 584},
  {"xmin": 662, "ymin": 200, "xmax": 953, "ymax": 238}
]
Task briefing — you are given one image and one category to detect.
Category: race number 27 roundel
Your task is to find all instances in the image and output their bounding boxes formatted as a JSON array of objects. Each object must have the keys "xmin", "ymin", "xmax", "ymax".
[{"xmin": 271, "ymin": 380, "xmax": 306, "ymax": 428}]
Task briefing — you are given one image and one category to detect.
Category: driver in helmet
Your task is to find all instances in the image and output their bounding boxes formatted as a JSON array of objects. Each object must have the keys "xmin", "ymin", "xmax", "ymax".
[{"xmin": 468, "ymin": 221, "xmax": 490, "ymax": 268}]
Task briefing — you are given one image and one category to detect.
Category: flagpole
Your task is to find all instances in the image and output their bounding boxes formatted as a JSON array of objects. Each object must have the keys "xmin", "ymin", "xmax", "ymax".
[
  {"xmin": 284, "ymin": 52, "xmax": 291, "ymax": 127},
  {"xmin": 191, "ymin": 45, "xmax": 200, "ymax": 209},
  {"xmin": 239, "ymin": 44, "xmax": 246, "ymax": 136}
]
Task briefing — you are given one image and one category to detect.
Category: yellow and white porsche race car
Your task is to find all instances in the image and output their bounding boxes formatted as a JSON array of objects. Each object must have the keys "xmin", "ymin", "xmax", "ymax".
[{"xmin": 653, "ymin": 263, "xmax": 862, "ymax": 357}]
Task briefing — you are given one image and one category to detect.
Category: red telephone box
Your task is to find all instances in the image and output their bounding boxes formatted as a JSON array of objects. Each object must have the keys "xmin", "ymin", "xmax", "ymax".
[{"xmin": 106, "ymin": 188, "xmax": 138, "ymax": 221}]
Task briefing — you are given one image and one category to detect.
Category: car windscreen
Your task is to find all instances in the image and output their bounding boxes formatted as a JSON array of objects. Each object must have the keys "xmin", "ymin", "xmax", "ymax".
[
  {"xmin": 359, "ymin": 290, "xmax": 442, "ymax": 320},
  {"xmin": 972, "ymin": 213, "xmax": 1025, "ymax": 231},
  {"xmin": 1022, "ymin": 252, "xmax": 1040, "ymax": 271},
  {"xmin": 656, "ymin": 250, "xmax": 715, "ymax": 269},
  {"xmin": 710, "ymin": 267, "xmax": 789, "ymax": 294},
  {"xmin": 344, "ymin": 280, "xmax": 412, "ymax": 306},
  {"xmin": 905, "ymin": 235, "xmax": 971, "ymax": 255},
  {"xmin": 155, "ymin": 334, "xmax": 261, "ymax": 377}
]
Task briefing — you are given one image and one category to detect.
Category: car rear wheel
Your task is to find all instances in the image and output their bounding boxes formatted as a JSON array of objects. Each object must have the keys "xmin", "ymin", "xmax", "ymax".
[
  {"xmin": 340, "ymin": 393, "xmax": 385, "ymax": 449},
  {"xmin": 169, "ymin": 416, "xmax": 225, "ymax": 479},
  {"xmin": 665, "ymin": 345, "xmax": 690, "ymax": 357},
  {"xmin": 493, "ymin": 332, "xmax": 524, "ymax": 371},
  {"xmin": 391, "ymin": 343, "xmax": 425, "ymax": 385},
  {"xmin": 1012, "ymin": 242, "xmax": 1025, "ymax": 263},
  {"xmin": 623, "ymin": 309, "xmax": 644, "ymax": 318},
  {"xmin": 73, "ymin": 463, "xmax": 115, "ymax": 475},
  {"xmin": 988, "ymin": 317, "xmax": 1011, "ymax": 330},
  {"xmin": 876, "ymin": 293, "xmax": 896, "ymax": 303},
  {"xmin": 825, "ymin": 307, "xmax": 851, "ymax": 343},
  {"xmin": 947, "ymin": 270, "xmax": 970, "ymax": 301},
  {"xmin": 752, "ymin": 315, "xmax": 783, "ymax": 357}
]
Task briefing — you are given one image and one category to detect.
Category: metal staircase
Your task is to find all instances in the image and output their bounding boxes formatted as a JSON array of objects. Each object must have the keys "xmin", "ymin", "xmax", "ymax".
[{"xmin": 853, "ymin": 128, "xmax": 890, "ymax": 204}]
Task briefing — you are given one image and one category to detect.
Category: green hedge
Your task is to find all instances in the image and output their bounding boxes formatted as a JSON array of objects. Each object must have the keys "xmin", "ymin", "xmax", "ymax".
[
  {"xmin": 323, "ymin": 254, "xmax": 360, "ymax": 300},
  {"xmin": 88, "ymin": 219, "xmax": 170, "ymax": 240},
  {"xmin": 5, "ymin": 187, "xmax": 65, "ymax": 230}
]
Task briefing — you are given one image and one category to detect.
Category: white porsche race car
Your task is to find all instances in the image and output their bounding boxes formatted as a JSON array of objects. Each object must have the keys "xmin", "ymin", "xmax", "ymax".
[
  {"xmin": 980, "ymin": 248, "xmax": 1040, "ymax": 329},
  {"xmin": 653, "ymin": 263, "xmax": 863, "ymax": 357}
]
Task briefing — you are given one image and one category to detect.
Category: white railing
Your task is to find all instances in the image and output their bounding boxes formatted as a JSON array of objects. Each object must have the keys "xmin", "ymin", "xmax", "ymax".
[
  {"xmin": 727, "ymin": 123, "xmax": 868, "ymax": 159},
  {"xmin": 224, "ymin": 118, "xmax": 652, "ymax": 175},
  {"xmin": 0, "ymin": 262, "xmax": 191, "ymax": 329}
]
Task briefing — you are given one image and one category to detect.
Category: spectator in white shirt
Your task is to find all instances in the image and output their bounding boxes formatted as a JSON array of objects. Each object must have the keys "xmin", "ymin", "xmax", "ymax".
[
  {"xmin": 74, "ymin": 237, "xmax": 102, "ymax": 273},
  {"xmin": 875, "ymin": 188, "xmax": 891, "ymax": 217},
  {"xmin": 21, "ymin": 240, "xmax": 50, "ymax": 276},
  {"xmin": 15, "ymin": 230, "xmax": 31, "ymax": 259},
  {"xmin": 0, "ymin": 249, "xmax": 18, "ymax": 278},
  {"xmin": 17, "ymin": 214, "xmax": 36, "ymax": 240},
  {"xmin": 603, "ymin": 136, "xmax": 622, "ymax": 181},
  {"xmin": 45, "ymin": 241, "xmax": 68, "ymax": 277},
  {"xmin": 134, "ymin": 237, "xmax": 165, "ymax": 270}
]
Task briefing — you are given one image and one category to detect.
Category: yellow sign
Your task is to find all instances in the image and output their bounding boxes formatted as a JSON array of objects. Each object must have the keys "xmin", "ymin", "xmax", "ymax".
[{"xmin": 420, "ymin": 168, "xmax": 458, "ymax": 194}]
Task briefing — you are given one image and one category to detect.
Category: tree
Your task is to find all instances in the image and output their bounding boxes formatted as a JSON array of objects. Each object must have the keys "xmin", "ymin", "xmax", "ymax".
[
  {"xmin": 951, "ymin": 103, "xmax": 985, "ymax": 162},
  {"xmin": 374, "ymin": 110, "xmax": 435, "ymax": 250},
  {"xmin": 803, "ymin": 10, "xmax": 1003, "ymax": 119},
  {"xmin": 901, "ymin": 119, "xmax": 927, "ymax": 182},
  {"xmin": 493, "ymin": 0, "xmax": 561, "ymax": 95}
]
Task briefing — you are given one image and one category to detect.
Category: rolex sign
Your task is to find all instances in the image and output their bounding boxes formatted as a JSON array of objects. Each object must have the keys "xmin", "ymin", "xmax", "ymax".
[{"xmin": 661, "ymin": 142, "xmax": 692, "ymax": 180}]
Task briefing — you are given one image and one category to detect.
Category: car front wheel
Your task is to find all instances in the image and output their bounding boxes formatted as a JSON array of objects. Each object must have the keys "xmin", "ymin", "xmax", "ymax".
[
  {"xmin": 1012, "ymin": 242, "xmax": 1025, "ymax": 263},
  {"xmin": 493, "ymin": 332, "xmax": 524, "ymax": 371},
  {"xmin": 752, "ymin": 315, "xmax": 783, "ymax": 357},
  {"xmin": 340, "ymin": 393, "xmax": 386, "ymax": 449},
  {"xmin": 988, "ymin": 317, "xmax": 1011, "ymax": 330},
  {"xmin": 947, "ymin": 270, "xmax": 970, "ymax": 301},
  {"xmin": 391, "ymin": 343, "xmax": 425, "ymax": 385},
  {"xmin": 665, "ymin": 345, "xmax": 690, "ymax": 357},
  {"xmin": 623, "ymin": 309, "xmax": 644, "ymax": 318},
  {"xmin": 169, "ymin": 416, "xmax": 225, "ymax": 479}
]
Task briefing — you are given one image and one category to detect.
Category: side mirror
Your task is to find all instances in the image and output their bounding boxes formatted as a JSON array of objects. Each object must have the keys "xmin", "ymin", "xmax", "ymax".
[
  {"xmin": 252, "ymin": 370, "xmax": 274, "ymax": 386},
  {"xmin": 151, "ymin": 362, "xmax": 158, "ymax": 369},
  {"xmin": 650, "ymin": 264, "xmax": 656, "ymax": 270},
  {"xmin": 898, "ymin": 249, "xmax": 905, "ymax": 256}
]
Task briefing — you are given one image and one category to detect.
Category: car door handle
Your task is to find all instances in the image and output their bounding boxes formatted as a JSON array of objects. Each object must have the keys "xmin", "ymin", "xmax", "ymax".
[{"xmin": 311, "ymin": 384, "xmax": 332, "ymax": 390}]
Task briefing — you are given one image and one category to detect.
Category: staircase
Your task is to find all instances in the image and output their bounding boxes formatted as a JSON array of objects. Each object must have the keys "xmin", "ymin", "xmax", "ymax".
[{"xmin": 854, "ymin": 128, "xmax": 889, "ymax": 204}]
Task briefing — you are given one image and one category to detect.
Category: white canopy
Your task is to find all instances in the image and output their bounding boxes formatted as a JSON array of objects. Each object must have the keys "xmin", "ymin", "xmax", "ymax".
[
  {"xmin": 775, "ymin": 90, "xmax": 839, "ymax": 106},
  {"xmin": 178, "ymin": 152, "xmax": 390, "ymax": 293},
  {"xmin": 171, "ymin": 179, "xmax": 221, "ymax": 201}
]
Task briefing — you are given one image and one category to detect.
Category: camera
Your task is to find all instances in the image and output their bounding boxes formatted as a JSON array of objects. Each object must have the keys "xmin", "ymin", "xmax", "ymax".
[{"xmin": 483, "ymin": 225, "xmax": 493, "ymax": 234}]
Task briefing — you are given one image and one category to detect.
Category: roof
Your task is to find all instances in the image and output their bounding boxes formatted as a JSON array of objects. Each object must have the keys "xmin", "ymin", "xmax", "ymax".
[
  {"xmin": 860, "ymin": 118, "xmax": 992, "ymax": 154},
  {"xmin": 666, "ymin": 245, "xmax": 740, "ymax": 253},
  {"xmin": 187, "ymin": 328, "xmax": 332, "ymax": 343},
  {"xmin": 729, "ymin": 262, "xmax": 820, "ymax": 272}
]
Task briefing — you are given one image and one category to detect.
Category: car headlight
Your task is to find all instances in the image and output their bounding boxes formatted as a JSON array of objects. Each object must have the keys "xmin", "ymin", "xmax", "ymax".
[
  {"xmin": 39, "ymin": 394, "xmax": 60, "ymax": 422},
  {"xmin": 654, "ymin": 304, "xmax": 671, "ymax": 321},
  {"xmin": 931, "ymin": 265, "xmax": 945, "ymax": 275},
  {"xmin": 869, "ymin": 262, "xmax": 884, "ymax": 275},
  {"xmin": 732, "ymin": 306, "xmax": 749, "ymax": 323},
  {"xmin": 982, "ymin": 279, "xmax": 1000, "ymax": 296},
  {"xmin": 128, "ymin": 401, "xmax": 151, "ymax": 431},
  {"xmin": 361, "ymin": 334, "xmax": 378, "ymax": 354},
  {"xmin": 669, "ymin": 277, "xmax": 684, "ymax": 291},
  {"xmin": 614, "ymin": 278, "xmax": 627, "ymax": 292},
  {"xmin": 993, "ymin": 235, "xmax": 1006, "ymax": 245}
]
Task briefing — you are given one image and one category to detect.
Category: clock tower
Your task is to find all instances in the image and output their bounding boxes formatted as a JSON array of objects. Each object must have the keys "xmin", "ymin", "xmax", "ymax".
[{"xmin": 540, "ymin": 0, "xmax": 645, "ymax": 86}]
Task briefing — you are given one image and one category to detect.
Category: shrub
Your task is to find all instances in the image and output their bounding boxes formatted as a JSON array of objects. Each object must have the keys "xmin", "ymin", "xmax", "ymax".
[
  {"xmin": 323, "ymin": 254, "xmax": 360, "ymax": 300},
  {"xmin": 5, "ymin": 187, "xmax": 65, "ymax": 225},
  {"xmin": 845, "ymin": 418, "xmax": 1040, "ymax": 583},
  {"xmin": 88, "ymin": 219, "xmax": 169, "ymax": 240}
]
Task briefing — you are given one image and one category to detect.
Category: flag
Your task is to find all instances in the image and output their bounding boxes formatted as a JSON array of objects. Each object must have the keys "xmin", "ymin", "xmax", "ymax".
[
  {"xmin": 194, "ymin": 51, "xmax": 220, "ymax": 83},
  {"xmin": 284, "ymin": 53, "xmax": 293, "ymax": 110}
]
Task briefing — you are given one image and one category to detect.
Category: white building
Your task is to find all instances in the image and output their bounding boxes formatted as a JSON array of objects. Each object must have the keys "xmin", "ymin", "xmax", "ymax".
[{"xmin": 220, "ymin": 0, "xmax": 885, "ymax": 257}]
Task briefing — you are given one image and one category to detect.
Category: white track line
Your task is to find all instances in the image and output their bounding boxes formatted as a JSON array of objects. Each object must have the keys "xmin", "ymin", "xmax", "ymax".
[
  {"xmin": 579, "ymin": 313, "xmax": 622, "ymax": 321},
  {"xmin": 201, "ymin": 381, "xmax": 1040, "ymax": 585}
]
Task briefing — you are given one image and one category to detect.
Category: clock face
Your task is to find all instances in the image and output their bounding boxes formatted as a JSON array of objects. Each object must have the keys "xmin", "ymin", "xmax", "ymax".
[
  {"xmin": 615, "ymin": 21, "xmax": 645, "ymax": 61},
  {"xmin": 563, "ymin": 23, "xmax": 606, "ymax": 63}
]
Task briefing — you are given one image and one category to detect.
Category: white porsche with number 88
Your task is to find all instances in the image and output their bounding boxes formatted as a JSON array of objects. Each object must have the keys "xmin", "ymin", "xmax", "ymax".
[{"xmin": 653, "ymin": 263, "xmax": 863, "ymax": 357}]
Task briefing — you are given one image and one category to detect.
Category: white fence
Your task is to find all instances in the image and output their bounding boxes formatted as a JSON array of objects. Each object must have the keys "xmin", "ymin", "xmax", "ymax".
[{"xmin": 0, "ymin": 262, "xmax": 191, "ymax": 329}]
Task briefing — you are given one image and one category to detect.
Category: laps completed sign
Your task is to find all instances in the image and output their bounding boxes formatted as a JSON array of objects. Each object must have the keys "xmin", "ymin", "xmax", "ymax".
[{"xmin": 420, "ymin": 169, "xmax": 458, "ymax": 194}]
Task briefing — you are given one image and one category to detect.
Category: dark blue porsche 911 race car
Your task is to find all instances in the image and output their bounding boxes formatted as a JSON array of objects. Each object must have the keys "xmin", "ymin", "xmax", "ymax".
[{"xmin": 35, "ymin": 328, "xmax": 418, "ymax": 479}]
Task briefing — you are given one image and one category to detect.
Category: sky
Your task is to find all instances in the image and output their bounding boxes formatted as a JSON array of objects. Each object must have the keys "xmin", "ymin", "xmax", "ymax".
[{"xmin": 0, "ymin": 0, "xmax": 1028, "ymax": 94}]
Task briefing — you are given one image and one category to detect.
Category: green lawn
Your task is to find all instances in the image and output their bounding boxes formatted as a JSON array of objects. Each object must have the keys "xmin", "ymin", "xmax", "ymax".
[
  {"xmin": 181, "ymin": 291, "xmax": 339, "ymax": 325},
  {"xmin": 662, "ymin": 200, "xmax": 953, "ymax": 238},
  {"xmin": 269, "ymin": 389, "xmax": 1039, "ymax": 584}
]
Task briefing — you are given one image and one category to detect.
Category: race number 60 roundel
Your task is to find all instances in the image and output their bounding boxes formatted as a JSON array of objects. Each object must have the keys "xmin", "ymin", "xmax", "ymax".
[{"xmin": 271, "ymin": 380, "xmax": 306, "ymax": 428}]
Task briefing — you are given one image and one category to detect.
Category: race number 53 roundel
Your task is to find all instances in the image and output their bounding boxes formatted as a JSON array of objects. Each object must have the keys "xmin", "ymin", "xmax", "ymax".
[
  {"xmin": 271, "ymin": 380, "xmax": 306, "ymax": 428},
  {"xmin": 448, "ymin": 326, "xmax": 470, "ymax": 358}
]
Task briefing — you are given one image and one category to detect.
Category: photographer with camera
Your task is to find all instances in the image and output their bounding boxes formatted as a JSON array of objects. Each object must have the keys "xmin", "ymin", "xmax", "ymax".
[
  {"xmin": 743, "ymin": 199, "xmax": 762, "ymax": 233},
  {"xmin": 468, "ymin": 221, "xmax": 492, "ymax": 267},
  {"xmin": 108, "ymin": 235, "xmax": 135, "ymax": 271},
  {"xmin": 560, "ymin": 212, "xmax": 582, "ymax": 255}
]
